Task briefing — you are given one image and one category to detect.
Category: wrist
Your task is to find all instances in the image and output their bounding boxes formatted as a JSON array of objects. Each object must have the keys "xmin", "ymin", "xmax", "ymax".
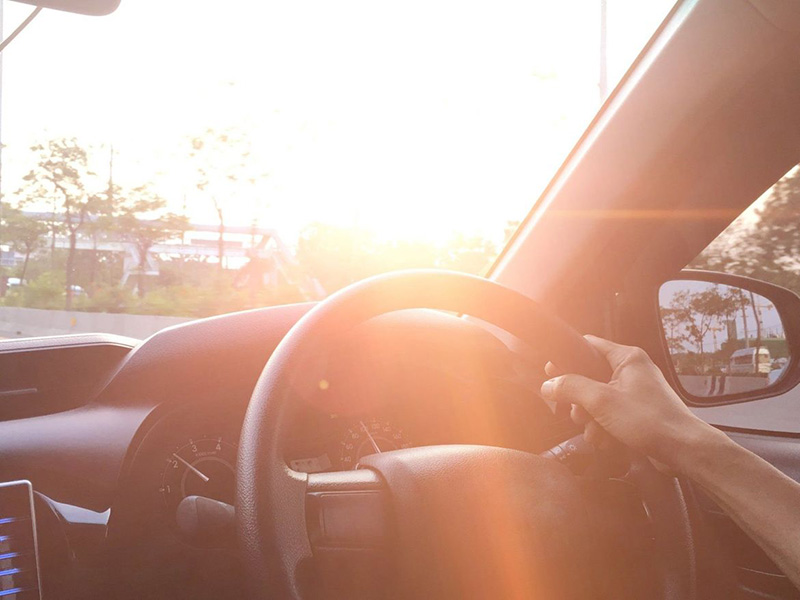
[{"xmin": 670, "ymin": 419, "xmax": 737, "ymax": 478}]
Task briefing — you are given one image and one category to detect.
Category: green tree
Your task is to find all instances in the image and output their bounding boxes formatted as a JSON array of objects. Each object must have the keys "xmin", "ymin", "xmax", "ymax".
[
  {"xmin": 14, "ymin": 171, "xmax": 60, "ymax": 267},
  {"xmin": 83, "ymin": 182, "xmax": 118, "ymax": 294},
  {"xmin": 188, "ymin": 128, "xmax": 265, "ymax": 272},
  {"xmin": 117, "ymin": 185, "xmax": 188, "ymax": 298},
  {"xmin": 692, "ymin": 286, "xmax": 738, "ymax": 356},
  {"xmin": 692, "ymin": 166, "xmax": 800, "ymax": 293},
  {"xmin": 746, "ymin": 167, "xmax": 800, "ymax": 291},
  {"xmin": 23, "ymin": 138, "xmax": 104, "ymax": 308},
  {"xmin": 661, "ymin": 304, "xmax": 692, "ymax": 355},
  {"xmin": 667, "ymin": 286, "xmax": 736, "ymax": 369},
  {"xmin": 2, "ymin": 207, "xmax": 47, "ymax": 282},
  {"xmin": 725, "ymin": 287, "xmax": 758, "ymax": 347}
]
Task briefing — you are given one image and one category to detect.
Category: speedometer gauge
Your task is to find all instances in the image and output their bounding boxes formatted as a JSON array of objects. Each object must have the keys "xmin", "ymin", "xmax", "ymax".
[
  {"xmin": 160, "ymin": 436, "xmax": 237, "ymax": 513},
  {"xmin": 340, "ymin": 418, "xmax": 411, "ymax": 469}
]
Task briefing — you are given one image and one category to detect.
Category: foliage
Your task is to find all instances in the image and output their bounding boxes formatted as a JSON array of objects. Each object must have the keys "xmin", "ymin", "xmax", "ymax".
[
  {"xmin": 661, "ymin": 282, "xmax": 780, "ymax": 375},
  {"xmin": 0, "ymin": 136, "xmax": 501, "ymax": 321},
  {"xmin": 116, "ymin": 185, "xmax": 189, "ymax": 297},
  {"xmin": 2, "ymin": 207, "xmax": 47, "ymax": 281},
  {"xmin": 692, "ymin": 166, "xmax": 800, "ymax": 293},
  {"xmin": 188, "ymin": 128, "xmax": 266, "ymax": 270},
  {"xmin": 22, "ymin": 138, "xmax": 106, "ymax": 308},
  {"xmin": 3, "ymin": 271, "xmax": 65, "ymax": 310},
  {"xmin": 296, "ymin": 223, "xmax": 497, "ymax": 295},
  {"xmin": 75, "ymin": 284, "xmax": 135, "ymax": 313}
]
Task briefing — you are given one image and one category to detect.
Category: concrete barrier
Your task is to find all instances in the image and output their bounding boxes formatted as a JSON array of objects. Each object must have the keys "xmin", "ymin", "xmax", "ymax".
[
  {"xmin": 678, "ymin": 374, "xmax": 770, "ymax": 397},
  {"xmin": 0, "ymin": 307, "xmax": 191, "ymax": 340}
]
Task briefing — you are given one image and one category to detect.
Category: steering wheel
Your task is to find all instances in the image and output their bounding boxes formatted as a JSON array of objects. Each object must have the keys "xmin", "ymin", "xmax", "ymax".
[{"xmin": 237, "ymin": 270, "xmax": 695, "ymax": 600}]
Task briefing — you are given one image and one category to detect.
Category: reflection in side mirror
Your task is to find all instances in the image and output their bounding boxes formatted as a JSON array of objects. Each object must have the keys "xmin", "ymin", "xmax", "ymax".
[{"xmin": 658, "ymin": 280, "xmax": 790, "ymax": 399}]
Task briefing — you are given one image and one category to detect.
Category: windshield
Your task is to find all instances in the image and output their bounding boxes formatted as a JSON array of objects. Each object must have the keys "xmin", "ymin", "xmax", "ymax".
[{"xmin": 0, "ymin": 0, "xmax": 674, "ymax": 339}]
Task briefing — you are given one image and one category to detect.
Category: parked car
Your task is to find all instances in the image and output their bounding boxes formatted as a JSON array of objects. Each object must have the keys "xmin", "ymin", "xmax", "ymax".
[{"xmin": 729, "ymin": 347, "xmax": 772, "ymax": 375}]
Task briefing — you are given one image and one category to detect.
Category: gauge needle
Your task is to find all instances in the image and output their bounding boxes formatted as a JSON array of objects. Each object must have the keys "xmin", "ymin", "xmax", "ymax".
[
  {"xmin": 360, "ymin": 421, "xmax": 382, "ymax": 455},
  {"xmin": 173, "ymin": 453, "xmax": 210, "ymax": 483}
]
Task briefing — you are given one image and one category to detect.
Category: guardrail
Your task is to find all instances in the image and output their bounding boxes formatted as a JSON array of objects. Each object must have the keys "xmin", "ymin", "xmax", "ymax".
[
  {"xmin": 0, "ymin": 307, "xmax": 190, "ymax": 340},
  {"xmin": 678, "ymin": 373, "xmax": 770, "ymax": 396}
]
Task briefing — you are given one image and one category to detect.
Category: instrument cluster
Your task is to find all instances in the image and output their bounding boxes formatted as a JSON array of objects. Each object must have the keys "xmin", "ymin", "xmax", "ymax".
[
  {"xmin": 289, "ymin": 416, "xmax": 412, "ymax": 472},
  {"xmin": 140, "ymin": 407, "xmax": 414, "ymax": 533}
]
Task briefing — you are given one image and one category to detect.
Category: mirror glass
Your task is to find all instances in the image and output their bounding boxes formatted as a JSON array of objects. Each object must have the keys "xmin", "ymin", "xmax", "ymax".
[{"xmin": 658, "ymin": 280, "xmax": 790, "ymax": 398}]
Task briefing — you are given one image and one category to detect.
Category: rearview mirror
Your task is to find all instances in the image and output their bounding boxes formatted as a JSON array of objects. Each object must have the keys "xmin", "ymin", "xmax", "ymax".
[
  {"xmin": 658, "ymin": 271, "xmax": 800, "ymax": 403},
  {"xmin": 10, "ymin": 0, "xmax": 119, "ymax": 16}
]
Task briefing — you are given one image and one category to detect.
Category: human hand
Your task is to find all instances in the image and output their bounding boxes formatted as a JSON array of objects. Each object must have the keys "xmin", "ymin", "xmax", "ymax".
[{"xmin": 540, "ymin": 335, "xmax": 716, "ymax": 472}]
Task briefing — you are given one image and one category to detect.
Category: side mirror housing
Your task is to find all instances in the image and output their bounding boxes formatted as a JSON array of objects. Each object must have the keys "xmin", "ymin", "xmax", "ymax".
[{"xmin": 658, "ymin": 270, "xmax": 800, "ymax": 405}]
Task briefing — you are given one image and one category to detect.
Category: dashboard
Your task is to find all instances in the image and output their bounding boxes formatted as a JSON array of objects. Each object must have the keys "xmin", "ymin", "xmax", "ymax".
[{"xmin": 0, "ymin": 304, "xmax": 570, "ymax": 600}]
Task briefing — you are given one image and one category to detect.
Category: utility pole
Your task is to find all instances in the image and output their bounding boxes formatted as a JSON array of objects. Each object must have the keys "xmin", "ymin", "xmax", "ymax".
[
  {"xmin": 599, "ymin": 0, "xmax": 608, "ymax": 102},
  {"xmin": 107, "ymin": 143, "xmax": 114, "ymax": 204},
  {"xmin": 181, "ymin": 193, "xmax": 187, "ymax": 244}
]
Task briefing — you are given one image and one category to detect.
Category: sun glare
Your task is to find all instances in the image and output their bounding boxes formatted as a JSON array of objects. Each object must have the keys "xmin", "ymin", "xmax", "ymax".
[
  {"xmin": 1, "ymin": 0, "xmax": 673, "ymax": 246},
  {"xmin": 0, "ymin": 0, "xmax": 674, "ymax": 320}
]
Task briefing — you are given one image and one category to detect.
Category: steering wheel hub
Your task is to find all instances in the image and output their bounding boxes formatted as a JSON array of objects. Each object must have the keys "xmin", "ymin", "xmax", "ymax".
[{"xmin": 360, "ymin": 445, "xmax": 595, "ymax": 599}]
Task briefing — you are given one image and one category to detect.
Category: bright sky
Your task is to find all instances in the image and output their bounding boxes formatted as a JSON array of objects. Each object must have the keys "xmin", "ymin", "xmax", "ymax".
[{"xmin": 1, "ymin": 0, "xmax": 674, "ymax": 245}]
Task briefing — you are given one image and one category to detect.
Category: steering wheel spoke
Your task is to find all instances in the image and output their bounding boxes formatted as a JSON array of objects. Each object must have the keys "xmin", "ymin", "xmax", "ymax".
[{"xmin": 303, "ymin": 469, "xmax": 391, "ymax": 599}]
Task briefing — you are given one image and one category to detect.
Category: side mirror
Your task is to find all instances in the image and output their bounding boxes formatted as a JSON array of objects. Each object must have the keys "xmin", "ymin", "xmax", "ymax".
[{"xmin": 658, "ymin": 270, "xmax": 800, "ymax": 404}]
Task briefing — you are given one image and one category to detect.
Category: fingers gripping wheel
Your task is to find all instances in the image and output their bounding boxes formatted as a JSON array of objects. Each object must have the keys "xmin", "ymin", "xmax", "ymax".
[{"xmin": 236, "ymin": 270, "xmax": 616, "ymax": 600}]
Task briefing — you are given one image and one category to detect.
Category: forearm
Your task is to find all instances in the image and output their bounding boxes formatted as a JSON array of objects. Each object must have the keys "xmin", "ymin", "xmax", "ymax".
[
  {"xmin": 678, "ymin": 426, "xmax": 800, "ymax": 589},
  {"xmin": 541, "ymin": 336, "xmax": 800, "ymax": 588}
]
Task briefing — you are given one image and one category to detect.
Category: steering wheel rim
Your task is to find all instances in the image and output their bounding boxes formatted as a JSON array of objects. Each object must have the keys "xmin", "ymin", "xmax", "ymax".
[{"xmin": 236, "ymin": 270, "xmax": 688, "ymax": 599}]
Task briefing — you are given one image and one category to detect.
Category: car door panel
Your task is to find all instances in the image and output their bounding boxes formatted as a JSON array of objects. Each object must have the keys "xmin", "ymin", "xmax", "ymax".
[{"xmin": 693, "ymin": 430, "xmax": 800, "ymax": 600}]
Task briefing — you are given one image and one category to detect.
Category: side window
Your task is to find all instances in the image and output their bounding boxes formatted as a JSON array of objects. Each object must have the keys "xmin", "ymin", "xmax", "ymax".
[
  {"xmin": 687, "ymin": 165, "xmax": 800, "ymax": 433},
  {"xmin": 691, "ymin": 166, "xmax": 800, "ymax": 292}
]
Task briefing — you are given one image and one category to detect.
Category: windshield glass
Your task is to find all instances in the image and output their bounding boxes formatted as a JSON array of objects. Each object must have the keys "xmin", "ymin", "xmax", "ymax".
[{"xmin": 0, "ymin": 0, "xmax": 673, "ymax": 339}]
